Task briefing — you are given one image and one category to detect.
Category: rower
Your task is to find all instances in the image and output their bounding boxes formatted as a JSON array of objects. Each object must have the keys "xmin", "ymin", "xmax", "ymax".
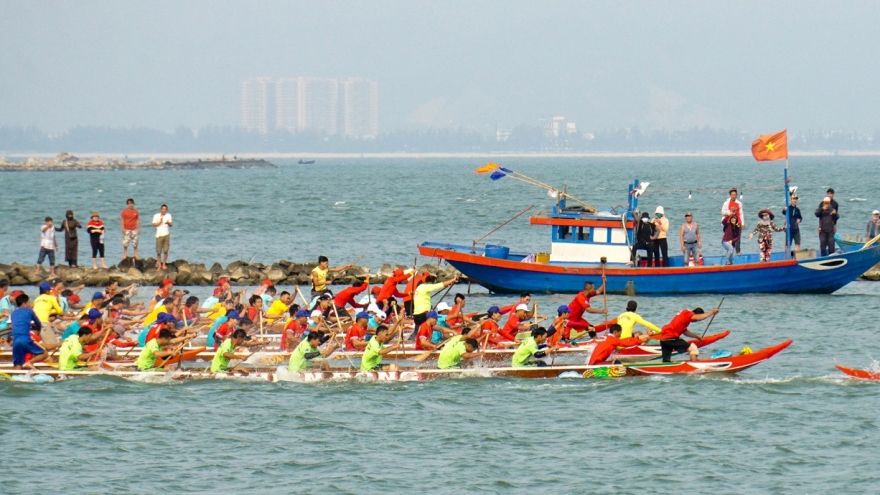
[
  {"xmin": 61, "ymin": 313, "xmax": 91, "ymax": 341},
  {"xmin": 412, "ymin": 274, "xmax": 458, "ymax": 334},
  {"xmin": 33, "ymin": 281, "xmax": 64, "ymax": 324},
  {"xmin": 58, "ymin": 327, "xmax": 109, "ymax": 371},
  {"xmin": 587, "ymin": 324, "xmax": 648, "ymax": 365},
  {"xmin": 212, "ymin": 310, "xmax": 241, "ymax": 350},
  {"xmin": 402, "ymin": 270, "xmax": 429, "ymax": 316},
  {"xmin": 415, "ymin": 311, "xmax": 450, "ymax": 351},
  {"xmin": 281, "ymin": 309, "xmax": 310, "ymax": 351},
  {"xmin": 310, "ymin": 255, "xmax": 355, "ymax": 299},
  {"xmin": 478, "ymin": 306, "xmax": 504, "ymax": 347},
  {"xmin": 143, "ymin": 312, "xmax": 179, "ymax": 346},
  {"xmin": 548, "ymin": 305, "xmax": 570, "ymax": 346},
  {"xmin": 498, "ymin": 304, "xmax": 533, "ymax": 342},
  {"xmin": 344, "ymin": 312, "xmax": 370, "ymax": 351},
  {"xmin": 135, "ymin": 328, "xmax": 189, "ymax": 371},
  {"xmin": 616, "ymin": 300, "xmax": 660, "ymax": 339},
  {"xmin": 511, "ymin": 326, "xmax": 557, "ymax": 368},
  {"xmin": 10, "ymin": 293, "xmax": 48, "ymax": 370},
  {"xmin": 210, "ymin": 328, "xmax": 268, "ymax": 374},
  {"xmin": 444, "ymin": 293, "xmax": 473, "ymax": 329},
  {"xmin": 653, "ymin": 307, "xmax": 718, "ymax": 362},
  {"xmin": 288, "ymin": 330, "xmax": 339, "ymax": 372},
  {"xmin": 333, "ymin": 278, "xmax": 369, "ymax": 316},
  {"xmin": 565, "ymin": 280, "xmax": 606, "ymax": 339},
  {"xmin": 375, "ymin": 269, "xmax": 409, "ymax": 314},
  {"xmin": 437, "ymin": 336, "xmax": 482, "ymax": 369},
  {"xmin": 205, "ymin": 300, "xmax": 236, "ymax": 347},
  {"xmin": 360, "ymin": 325, "xmax": 402, "ymax": 372},
  {"xmin": 501, "ymin": 293, "xmax": 536, "ymax": 322},
  {"xmin": 149, "ymin": 278, "xmax": 175, "ymax": 311}
]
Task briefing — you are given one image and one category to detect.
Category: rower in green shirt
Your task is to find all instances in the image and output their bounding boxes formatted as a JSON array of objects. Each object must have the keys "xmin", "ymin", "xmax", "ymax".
[
  {"xmin": 135, "ymin": 329, "xmax": 191, "ymax": 371},
  {"xmin": 437, "ymin": 336, "xmax": 483, "ymax": 369},
  {"xmin": 288, "ymin": 331, "xmax": 338, "ymax": 372},
  {"xmin": 58, "ymin": 327, "xmax": 108, "ymax": 371},
  {"xmin": 210, "ymin": 329, "xmax": 268, "ymax": 374},
  {"xmin": 511, "ymin": 326, "xmax": 556, "ymax": 367},
  {"xmin": 360, "ymin": 325, "xmax": 402, "ymax": 372}
]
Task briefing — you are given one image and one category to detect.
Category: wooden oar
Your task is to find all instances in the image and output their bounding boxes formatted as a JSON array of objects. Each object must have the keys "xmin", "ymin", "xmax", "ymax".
[
  {"xmin": 88, "ymin": 325, "xmax": 113, "ymax": 364},
  {"xmin": 700, "ymin": 298, "xmax": 725, "ymax": 340},
  {"xmin": 600, "ymin": 257, "xmax": 608, "ymax": 323},
  {"xmin": 413, "ymin": 336, "xmax": 451, "ymax": 363}
]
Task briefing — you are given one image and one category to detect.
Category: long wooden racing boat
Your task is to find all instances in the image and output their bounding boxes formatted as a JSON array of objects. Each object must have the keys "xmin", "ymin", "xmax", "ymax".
[
  {"xmin": 0, "ymin": 340, "xmax": 789, "ymax": 383},
  {"xmin": 835, "ymin": 364, "xmax": 880, "ymax": 380}
]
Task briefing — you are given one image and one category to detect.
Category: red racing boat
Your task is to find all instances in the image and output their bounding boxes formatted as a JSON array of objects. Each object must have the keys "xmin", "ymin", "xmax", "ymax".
[{"xmin": 835, "ymin": 364, "xmax": 880, "ymax": 380}]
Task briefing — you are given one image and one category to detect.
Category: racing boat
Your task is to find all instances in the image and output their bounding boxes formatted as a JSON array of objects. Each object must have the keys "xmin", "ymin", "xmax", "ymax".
[{"xmin": 835, "ymin": 364, "xmax": 880, "ymax": 380}]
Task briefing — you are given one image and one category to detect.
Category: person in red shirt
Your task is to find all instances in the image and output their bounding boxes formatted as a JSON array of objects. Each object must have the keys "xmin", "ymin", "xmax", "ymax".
[
  {"xmin": 565, "ymin": 280, "xmax": 606, "ymax": 336},
  {"xmin": 281, "ymin": 309, "xmax": 311, "ymax": 351},
  {"xmin": 402, "ymin": 271, "xmax": 429, "ymax": 316},
  {"xmin": 334, "ymin": 278, "xmax": 370, "ymax": 311},
  {"xmin": 588, "ymin": 324, "xmax": 647, "ymax": 365},
  {"xmin": 120, "ymin": 198, "xmax": 141, "ymax": 261},
  {"xmin": 415, "ymin": 311, "xmax": 443, "ymax": 351},
  {"xmin": 376, "ymin": 269, "xmax": 410, "ymax": 313},
  {"xmin": 345, "ymin": 312, "xmax": 370, "ymax": 351},
  {"xmin": 213, "ymin": 311, "xmax": 241, "ymax": 350},
  {"xmin": 444, "ymin": 293, "xmax": 473, "ymax": 329},
  {"xmin": 547, "ymin": 305, "xmax": 571, "ymax": 346},
  {"xmin": 655, "ymin": 307, "xmax": 718, "ymax": 362},
  {"xmin": 498, "ymin": 304, "xmax": 532, "ymax": 343}
]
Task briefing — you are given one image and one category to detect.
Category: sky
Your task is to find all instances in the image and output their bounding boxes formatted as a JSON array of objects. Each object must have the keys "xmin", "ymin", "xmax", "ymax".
[{"xmin": 1, "ymin": 0, "xmax": 879, "ymax": 134}]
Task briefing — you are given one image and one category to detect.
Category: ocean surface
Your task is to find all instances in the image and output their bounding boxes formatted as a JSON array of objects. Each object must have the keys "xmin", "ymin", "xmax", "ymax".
[{"xmin": 2, "ymin": 157, "xmax": 880, "ymax": 494}]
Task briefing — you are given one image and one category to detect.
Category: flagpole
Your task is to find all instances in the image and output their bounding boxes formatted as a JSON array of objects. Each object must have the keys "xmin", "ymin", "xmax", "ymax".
[{"xmin": 784, "ymin": 159, "xmax": 791, "ymax": 259}]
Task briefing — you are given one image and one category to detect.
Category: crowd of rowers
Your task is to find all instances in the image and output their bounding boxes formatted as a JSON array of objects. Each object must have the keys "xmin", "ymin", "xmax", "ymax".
[{"xmin": 1, "ymin": 257, "xmax": 722, "ymax": 375}]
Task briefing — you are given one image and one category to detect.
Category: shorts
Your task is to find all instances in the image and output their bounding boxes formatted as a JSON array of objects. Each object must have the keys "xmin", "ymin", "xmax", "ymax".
[
  {"xmin": 789, "ymin": 230, "xmax": 801, "ymax": 246},
  {"xmin": 13, "ymin": 340, "xmax": 45, "ymax": 366},
  {"xmin": 123, "ymin": 230, "xmax": 139, "ymax": 248},
  {"xmin": 156, "ymin": 235, "xmax": 170, "ymax": 255},
  {"xmin": 37, "ymin": 247, "xmax": 55, "ymax": 266},
  {"xmin": 660, "ymin": 338, "xmax": 697, "ymax": 362}
]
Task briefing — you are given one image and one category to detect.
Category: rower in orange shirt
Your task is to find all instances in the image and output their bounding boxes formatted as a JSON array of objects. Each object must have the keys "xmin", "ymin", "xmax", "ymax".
[
  {"xmin": 375, "ymin": 269, "xmax": 410, "ymax": 314},
  {"xmin": 501, "ymin": 293, "xmax": 536, "ymax": 324},
  {"xmin": 565, "ymin": 280, "xmax": 606, "ymax": 340},
  {"xmin": 498, "ymin": 304, "xmax": 532, "ymax": 343},
  {"xmin": 444, "ymin": 293, "xmax": 474, "ymax": 329},
  {"xmin": 334, "ymin": 277, "xmax": 370, "ymax": 312},
  {"xmin": 587, "ymin": 324, "xmax": 648, "ymax": 365}
]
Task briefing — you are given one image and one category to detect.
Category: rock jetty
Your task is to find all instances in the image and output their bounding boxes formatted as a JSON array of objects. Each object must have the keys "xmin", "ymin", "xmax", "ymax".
[
  {"xmin": 0, "ymin": 258, "xmax": 465, "ymax": 288},
  {"xmin": 0, "ymin": 153, "xmax": 275, "ymax": 172}
]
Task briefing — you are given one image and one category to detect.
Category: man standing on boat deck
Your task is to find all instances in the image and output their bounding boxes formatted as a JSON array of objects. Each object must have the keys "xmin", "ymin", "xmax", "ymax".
[
  {"xmin": 152, "ymin": 204, "xmax": 172, "ymax": 271},
  {"xmin": 565, "ymin": 280, "xmax": 606, "ymax": 339},
  {"xmin": 815, "ymin": 197, "xmax": 838, "ymax": 257},
  {"xmin": 783, "ymin": 197, "xmax": 803, "ymax": 253},
  {"xmin": 722, "ymin": 189, "xmax": 745, "ymax": 255},
  {"xmin": 824, "ymin": 188, "xmax": 839, "ymax": 225},
  {"xmin": 616, "ymin": 300, "xmax": 660, "ymax": 339},
  {"xmin": 631, "ymin": 213, "xmax": 656, "ymax": 266},
  {"xmin": 680, "ymin": 213, "xmax": 702, "ymax": 265},
  {"xmin": 310, "ymin": 256, "xmax": 355, "ymax": 299},
  {"xmin": 654, "ymin": 307, "xmax": 718, "ymax": 362},
  {"xmin": 866, "ymin": 210, "xmax": 880, "ymax": 240},
  {"xmin": 120, "ymin": 198, "xmax": 141, "ymax": 261},
  {"xmin": 411, "ymin": 274, "xmax": 458, "ymax": 335},
  {"xmin": 652, "ymin": 206, "xmax": 670, "ymax": 267}
]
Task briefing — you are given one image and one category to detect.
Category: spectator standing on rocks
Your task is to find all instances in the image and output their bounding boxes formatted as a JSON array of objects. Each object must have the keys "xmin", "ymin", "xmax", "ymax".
[
  {"xmin": 55, "ymin": 210, "xmax": 82, "ymax": 267},
  {"xmin": 34, "ymin": 217, "xmax": 59, "ymax": 278},
  {"xmin": 152, "ymin": 204, "xmax": 172, "ymax": 270},
  {"xmin": 120, "ymin": 198, "xmax": 141, "ymax": 262},
  {"xmin": 87, "ymin": 212, "xmax": 107, "ymax": 269}
]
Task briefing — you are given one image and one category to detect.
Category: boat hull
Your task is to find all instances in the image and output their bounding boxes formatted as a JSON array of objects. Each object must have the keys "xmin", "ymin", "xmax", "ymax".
[
  {"xmin": 419, "ymin": 242, "xmax": 880, "ymax": 294},
  {"xmin": 835, "ymin": 364, "xmax": 880, "ymax": 380}
]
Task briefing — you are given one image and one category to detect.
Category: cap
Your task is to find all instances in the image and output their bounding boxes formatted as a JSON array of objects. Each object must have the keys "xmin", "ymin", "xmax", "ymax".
[
  {"xmin": 823, "ymin": 197, "xmax": 831, "ymax": 203},
  {"xmin": 261, "ymin": 279, "xmax": 273, "ymax": 286},
  {"xmin": 156, "ymin": 312, "xmax": 169, "ymax": 323},
  {"xmin": 487, "ymin": 305, "xmax": 501, "ymax": 315},
  {"xmin": 161, "ymin": 278, "xmax": 174, "ymax": 286},
  {"xmin": 367, "ymin": 303, "xmax": 381, "ymax": 314},
  {"xmin": 217, "ymin": 277, "xmax": 230, "ymax": 286},
  {"xmin": 90, "ymin": 211, "xmax": 100, "ymax": 217},
  {"xmin": 212, "ymin": 287, "xmax": 224, "ymax": 296},
  {"xmin": 92, "ymin": 291, "xmax": 105, "ymax": 300},
  {"xmin": 515, "ymin": 303, "xmax": 529, "ymax": 312},
  {"xmin": 226, "ymin": 310, "xmax": 241, "ymax": 320},
  {"xmin": 557, "ymin": 305, "xmax": 570, "ymax": 314},
  {"xmin": 684, "ymin": 212, "xmax": 693, "ymax": 217},
  {"xmin": 67, "ymin": 293, "xmax": 81, "ymax": 304},
  {"xmin": 655, "ymin": 206, "xmax": 665, "ymax": 215},
  {"xmin": 87, "ymin": 308, "xmax": 103, "ymax": 321},
  {"xmin": 39, "ymin": 282, "xmax": 52, "ymax": 291},
  {"xmin": 9, "ymin": 290, "xmax": 24, "ymax": 298},
  {"xmin": 356, "ymin": 311, "xmax": 370, "ymax": 320},
  {"xmin": 295, "ymin": 309, "xmax": 310, "ymax": 318},
  {"xmin": 426, "ymin": 310, "xmax": 439, "ymax": 319},
  {"xmin": 873, "ymin": 210, "xmax": 879, "ymax": 215},
  {"xmin": 435, "ymin": 302, "xmax": 452, "ymax": 312},
  {"xmin": 374, "ymin": 309, "xmax": 387, "ymax": 320}
]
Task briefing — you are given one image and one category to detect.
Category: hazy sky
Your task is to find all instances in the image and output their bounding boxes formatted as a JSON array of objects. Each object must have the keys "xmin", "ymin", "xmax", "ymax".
[{"xmin": 1, "ymin": 1, "xmax": 878, "ymax": 133}]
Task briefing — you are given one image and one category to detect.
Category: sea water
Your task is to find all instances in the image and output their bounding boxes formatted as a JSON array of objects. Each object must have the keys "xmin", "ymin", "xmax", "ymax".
[{"xmin": 2, "ymin": 157, "xmax": 880, "ymax": 494}]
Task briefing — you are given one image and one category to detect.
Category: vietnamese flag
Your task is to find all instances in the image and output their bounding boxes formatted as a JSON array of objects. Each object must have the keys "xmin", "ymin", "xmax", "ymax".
[{"xmin": 751, "ymin": 130, "xmax": 788, "ymax": 161}]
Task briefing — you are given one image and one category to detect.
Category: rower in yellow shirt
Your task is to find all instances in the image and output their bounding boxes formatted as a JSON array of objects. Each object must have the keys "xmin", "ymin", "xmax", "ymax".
[
  {"xmin": 615, "ymin": 300, "xmax": 660, "ymax": 339},
  {"xmin": 33, "ymin": 282, "xmax": 64, "ymax": 324}
]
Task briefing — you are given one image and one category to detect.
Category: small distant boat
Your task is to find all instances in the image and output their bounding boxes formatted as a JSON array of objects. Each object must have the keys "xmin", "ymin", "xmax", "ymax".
[
  {"xmin": 849, "ymin": 198, "xmax": 867, "ymax": 202},
  {"xmin": 298, "ymin": 159, "xmax": 316, "ymax": 165},
  {"xmin": 835, "ymin": 234, "xmax": 866, "ymax": 253}
]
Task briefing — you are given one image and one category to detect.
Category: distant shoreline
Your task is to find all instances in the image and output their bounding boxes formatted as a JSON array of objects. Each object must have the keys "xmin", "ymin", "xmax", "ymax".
[{"xmin": 3, "ymin": 150, "xmax": 880, "ymax": 160}]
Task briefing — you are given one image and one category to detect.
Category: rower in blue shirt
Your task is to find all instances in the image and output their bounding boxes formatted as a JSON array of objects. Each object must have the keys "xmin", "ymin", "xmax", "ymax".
[{"xmin": 10, "ymin": 293, "xmax": 50, "ymax": 369}]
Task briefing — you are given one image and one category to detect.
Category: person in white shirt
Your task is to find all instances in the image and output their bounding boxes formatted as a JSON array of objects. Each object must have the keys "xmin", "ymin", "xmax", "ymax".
[
  {"xmin": 721, "ymin": 188, "xmax": 745, "ymax": 255},
  {"xmin": 34, "ymin": 216, "xmax": 59, "ymax": 277},
  {"xmin": 152, "ymin": 204, "xmax": 173, "ymax": 270}
]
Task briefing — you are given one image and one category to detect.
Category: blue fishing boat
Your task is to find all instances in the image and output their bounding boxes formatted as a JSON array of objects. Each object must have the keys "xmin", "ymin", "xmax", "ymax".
[
  {"xmin": 420, "ymin": 175, "xmax": 880, "ymax": 295},
  {"xmin": 834, "ymin": 234, "xmax": 864, "ymax": 253}
]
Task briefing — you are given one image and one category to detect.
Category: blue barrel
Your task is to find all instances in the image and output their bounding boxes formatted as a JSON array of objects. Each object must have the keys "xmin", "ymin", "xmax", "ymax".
[{"xmin": 485, "ymin": 245, "xmax": 510, "ymax": 259}]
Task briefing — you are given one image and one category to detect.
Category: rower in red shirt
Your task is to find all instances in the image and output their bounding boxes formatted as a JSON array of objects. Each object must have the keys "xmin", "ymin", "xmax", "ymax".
[
  {"xmin": 376, "ymin": 269, "xmax": 410, "ymax": 312},
  {"xmin": 547, "ymin": 305, "xmax": 571, "ymax": 346},
  {"xmin": 281, "ymin": 309, "xmax": 310, "ymax": 351},
  {"xmin": 655, "ymin": 307, "xmax": 718, "ymax": 362},
  {"xmin": 565, "ymin": 280, "xmax": 606, "ymax": 338},
  {"xmin": 414, "ymin": 311, "xmax": 442, "ymax": 351},
  {"xmin": 498, "ymin": 304, "xmax": 532, "ymax": 343},
  {"xmin": 587, "ymin": 324, "xmax": 647, "ymax": 365},
  {"xmin": 334, "ymin": 278, "xmax": 370, "ymax": 311},
  {"xmin": 444, "ymin": 293, "xmax": 474, "ymax": 328},
  {"xmin": 345, "ymin": 312, "xmax": 370, "ymax": 351},
  {"xmin": 213, "ymin": 311, "xmax": 240, "ymax": 350},
  {"xmin": 502, "ymin": 293, "xmax": 536, "ymax": 325}
]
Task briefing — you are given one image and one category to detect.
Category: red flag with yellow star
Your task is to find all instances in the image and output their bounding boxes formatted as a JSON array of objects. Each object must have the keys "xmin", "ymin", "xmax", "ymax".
[{"xmin": 751, "ymin": 130, "xmax": 788, "ymax": 161}]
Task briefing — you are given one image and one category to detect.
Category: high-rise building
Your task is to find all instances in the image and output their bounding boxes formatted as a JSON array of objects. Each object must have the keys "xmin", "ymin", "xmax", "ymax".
[
  {"xmin": 275, "ymin": 78, "xmax": 297, "ymax": 133},
  {"xmin": 296, "ymin": 77, "xmax": 339, "ymax": 135},
  {"xmin": 342, "ymin": 78, "xmax": 378, "ymax": 139},
  {"xmin": 241, "ymin": 77, "xmax": 273, "ymax": 134}
]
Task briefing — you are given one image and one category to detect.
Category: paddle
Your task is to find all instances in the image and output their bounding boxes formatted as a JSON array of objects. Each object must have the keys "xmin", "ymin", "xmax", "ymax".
[
  {"xmin": 700, "ymin": 298, "xmax": 725, "ymax": 340},
  {"xmin": 88, "ymin": 325, "xmax": 114, "ymax": 364},
  {"xmin": 412, "ymin": 318, "xmax": 484, "ymax": 363},
  {"xmin": 600, "ymin": 257, "xmax": 608, "ymax": 323},
  {"xmin": 478, "ymin": 332, "xmax": 491, "ymax": 367}
]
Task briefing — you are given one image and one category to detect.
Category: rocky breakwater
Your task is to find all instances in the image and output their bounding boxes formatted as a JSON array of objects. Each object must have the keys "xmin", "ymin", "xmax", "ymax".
[
  {"xmin": 0, "ymin": 258, "xmax": 465, "ymax": 288},
  {"xmin": 0, "ymin": 153, "xmax": 275, "ymax": 171}
]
